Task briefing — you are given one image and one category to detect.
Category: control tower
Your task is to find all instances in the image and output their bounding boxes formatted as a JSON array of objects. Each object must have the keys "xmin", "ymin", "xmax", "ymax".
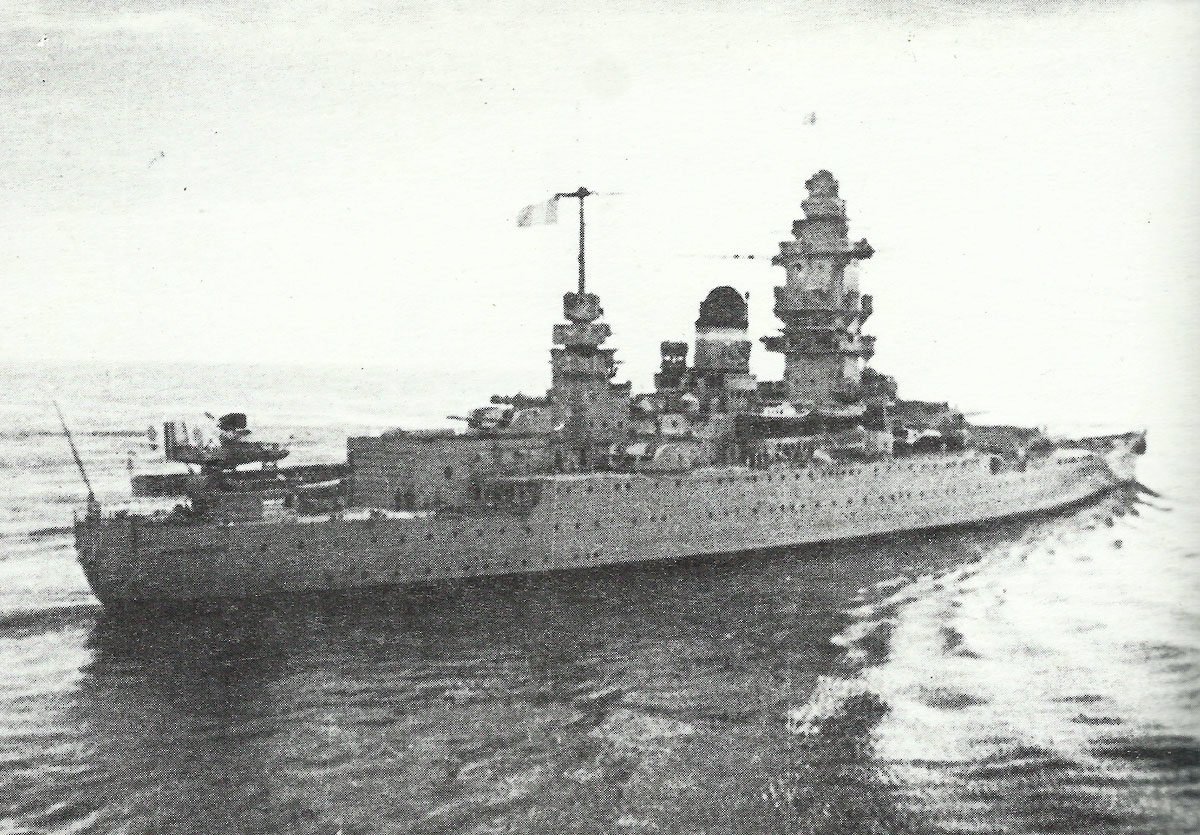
[{"xmin": 762, "ymin": 170, "xmax": 876, "ymax": 408}]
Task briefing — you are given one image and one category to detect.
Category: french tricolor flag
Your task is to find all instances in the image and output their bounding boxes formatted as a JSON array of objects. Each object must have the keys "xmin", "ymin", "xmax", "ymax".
[{"xmin": 516, "ymin": 196, "xmax": 559, "ymax": 226}]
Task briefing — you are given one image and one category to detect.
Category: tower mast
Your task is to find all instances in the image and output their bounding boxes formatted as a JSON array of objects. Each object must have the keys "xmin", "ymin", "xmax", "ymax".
[
  {"xmin": 762, "ymin": 171, "xmax": 876, "ymax": 408},
  {"xmin": 546, "ymin": 186, "xmax": 629, "ymax": 470}
]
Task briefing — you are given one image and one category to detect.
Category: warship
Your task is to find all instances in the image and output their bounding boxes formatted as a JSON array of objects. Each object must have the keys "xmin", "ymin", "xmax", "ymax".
[{"xmin": 72, "ymin": 172, "xmax": 1144, "ymax": 609}]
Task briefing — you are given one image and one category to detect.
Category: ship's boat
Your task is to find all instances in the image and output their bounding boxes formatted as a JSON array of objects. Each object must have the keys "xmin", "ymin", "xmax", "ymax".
[{"xmin": 71, "ymin": 172, "xmax": 1145, "ymax": 609}]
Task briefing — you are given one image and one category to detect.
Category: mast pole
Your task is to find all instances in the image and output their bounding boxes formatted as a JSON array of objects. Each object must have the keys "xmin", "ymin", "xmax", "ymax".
[
  {"xmin": 578, "ymin": 193, "xmax": 586, "ymax": 295},
  {"xmin": 555, "ymin": 187, "xmax": 592, "ymax": 295},
  {"xmin": 53, "ymin": 400, "xmax": 94, "ymax": 501}
]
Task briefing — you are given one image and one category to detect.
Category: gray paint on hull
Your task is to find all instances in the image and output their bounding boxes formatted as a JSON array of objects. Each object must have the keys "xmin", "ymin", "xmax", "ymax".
[{"xmin": 75, "ymin": 449, "xmax": 1133, "ymax": 607}]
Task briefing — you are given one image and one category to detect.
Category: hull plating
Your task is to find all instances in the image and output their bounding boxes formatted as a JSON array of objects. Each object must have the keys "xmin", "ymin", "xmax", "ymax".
[{"xmin": 75, "ymin": 447, "xmax": 1137, "ymax": 608}]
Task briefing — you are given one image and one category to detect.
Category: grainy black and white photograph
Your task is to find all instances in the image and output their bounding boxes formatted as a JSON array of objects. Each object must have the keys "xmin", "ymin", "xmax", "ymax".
[{"xmin": 1, "ymin": 1, "xmax": 1197, "ymax": 833}]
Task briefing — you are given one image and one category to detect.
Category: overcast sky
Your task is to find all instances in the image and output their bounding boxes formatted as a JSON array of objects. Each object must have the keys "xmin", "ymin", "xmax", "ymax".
[{"xmin": 2, "ymin": 0, "xmax": 1196, "ymax": 424}]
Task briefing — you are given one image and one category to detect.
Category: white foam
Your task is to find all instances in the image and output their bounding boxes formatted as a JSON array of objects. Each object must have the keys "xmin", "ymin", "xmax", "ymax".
[
  {"xmin": 785, "ymin": 676, "xmax": 869, "ymax": 736},
  {"xmin": 862, "ymin": 500, "xmax": 1200, "ymax": 770}
]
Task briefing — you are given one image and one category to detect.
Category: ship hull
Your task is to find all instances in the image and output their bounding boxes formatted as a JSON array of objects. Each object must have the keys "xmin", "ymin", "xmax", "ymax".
[{"xmin": 75, "ymin": 443, "xmax": 1140, "ymax": 609}]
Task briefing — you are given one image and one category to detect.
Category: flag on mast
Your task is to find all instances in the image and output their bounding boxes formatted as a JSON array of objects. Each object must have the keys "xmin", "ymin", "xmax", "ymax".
[{"xmin": 516, "ymin": 196, "xmax": 559, "ymax": 227}]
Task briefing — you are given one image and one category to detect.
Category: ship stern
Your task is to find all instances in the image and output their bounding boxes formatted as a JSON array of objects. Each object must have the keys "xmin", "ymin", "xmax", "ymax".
[{"xmin": 74, "ymin": 510, "xmax": 138, "ymax": 609}]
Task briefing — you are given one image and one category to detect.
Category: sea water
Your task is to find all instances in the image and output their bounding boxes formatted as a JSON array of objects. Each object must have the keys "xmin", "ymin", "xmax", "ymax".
[{"xmin": 0, "ymin": 362, "xmax": 1196, "ymax": 834}]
